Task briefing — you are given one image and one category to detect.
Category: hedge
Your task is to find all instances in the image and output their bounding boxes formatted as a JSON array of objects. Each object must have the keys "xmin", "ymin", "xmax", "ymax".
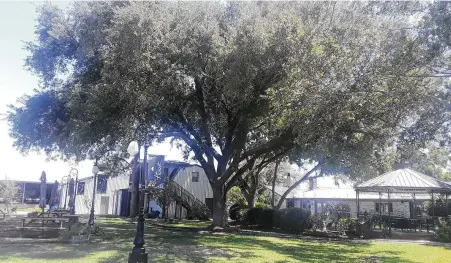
[
  {"xmin": 240, "ymin": 207, "xmax": 312, "ymax": 233},
  {"xmin": 242, "ymin": 207, "xmax": 274, "ymax": 228},
  {"xmin": 274, "ymin": 208, "xmax": 312, "ymax": 233}
]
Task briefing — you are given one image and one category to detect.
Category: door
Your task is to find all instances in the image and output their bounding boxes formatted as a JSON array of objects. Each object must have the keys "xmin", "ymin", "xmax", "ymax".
[
  {"xmin": 100, "ymin": 196, "xmax": 109, "ymax": 214},
  {"xmin": 120, "ymin": 190, "xmax": 130, "ymax": 217}
]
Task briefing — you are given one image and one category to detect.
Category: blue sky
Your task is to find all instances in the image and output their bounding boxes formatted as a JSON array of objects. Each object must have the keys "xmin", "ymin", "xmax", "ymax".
[{"xmin": 0, "ymin": 1, "xmax": 185, "ymax": 182}]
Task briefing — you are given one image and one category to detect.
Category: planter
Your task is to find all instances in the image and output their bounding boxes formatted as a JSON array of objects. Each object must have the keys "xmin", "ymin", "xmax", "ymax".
[{"xmin": 69, "ymin": 234, "xmax": 90, "ymax": 244}]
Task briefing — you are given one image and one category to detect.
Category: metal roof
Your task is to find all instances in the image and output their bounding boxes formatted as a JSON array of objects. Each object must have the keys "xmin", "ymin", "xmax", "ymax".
[{"xmin": 356, "ymin": 168, "xmax": 451, "ymax": 193}]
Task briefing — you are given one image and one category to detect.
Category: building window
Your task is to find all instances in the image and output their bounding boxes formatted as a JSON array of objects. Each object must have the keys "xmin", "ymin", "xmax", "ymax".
[
  {"xmin": 77, "ymin": 182, "xmax": 85, "ymax": 195},
  {"xmin": 192, "ymin": 172, "xmax": 199, "ymax": 182},
  {"xmin": 97, "ymin": 175, "xmax": 108, "ymax": 193},
  {"xmin": 287, "ymin": 200, "xmax": 294, "ymax": 208},
  {"xmin": 375, "ymin": 203, "xmax": 393, "ymax": 213}
]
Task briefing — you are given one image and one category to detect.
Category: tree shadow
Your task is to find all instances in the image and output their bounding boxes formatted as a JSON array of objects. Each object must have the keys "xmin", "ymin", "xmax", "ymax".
[
  {"xmin": 196, "ymin": 234, "xmax": 419, "ymax": 263},
  {"xmin": 0, "ymin": 217, "xmax": 441, "ymax": 263}
]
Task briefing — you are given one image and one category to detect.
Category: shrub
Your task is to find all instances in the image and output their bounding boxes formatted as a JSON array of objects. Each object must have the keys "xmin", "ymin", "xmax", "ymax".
[
  {"xmin": 339, "ymin": 217, "xmax": 368, "ymax": 238},
  {"xmin": 243, "ymin": 207, "xmax": 262, "ymax": 225},
  {"xmin": 242, "ymin": 207, "xmax": 275, "ymax": 228},
  {"xmin": 274, "ymin": 208, "xmax": 311, "ymax": 233},
  {"xmin": 229, "ymin": 204, "xmax": 245, "ymax": 221},
  {"xmin": 435, "ymin": 217, "xmax": 451, "ymax": 243},
  {"xmin": 257, "ymin": 208, "xmax": 275, "ymax": 228}
]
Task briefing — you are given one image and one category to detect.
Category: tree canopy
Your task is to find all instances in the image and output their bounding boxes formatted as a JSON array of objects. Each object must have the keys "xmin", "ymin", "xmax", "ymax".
[{"xmin": 7, "ymin": 2, "xmax": 451, "ymax": 226}]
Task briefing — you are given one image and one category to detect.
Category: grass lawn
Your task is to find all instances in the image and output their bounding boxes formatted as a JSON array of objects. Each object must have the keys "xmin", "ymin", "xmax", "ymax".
[
  {"xmin": 169, "ymin": 220, "xmax": 211, "ymax": 228},
  {"xmin": 0, "ymin": 217, "xmax": 450, "ymax": 263}
]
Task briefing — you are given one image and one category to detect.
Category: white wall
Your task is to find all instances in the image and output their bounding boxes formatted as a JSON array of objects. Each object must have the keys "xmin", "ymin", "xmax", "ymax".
[
  {"xmin": 60, "ymin": 165, "xmax": 214, "ymax": 218},
  {"xmin": 60, "ymin": 174, "xmax": 130, "ymax": 215},
  {"xmin": 172, "ymin": 165, "xmax": 213, "ymax": 203}
]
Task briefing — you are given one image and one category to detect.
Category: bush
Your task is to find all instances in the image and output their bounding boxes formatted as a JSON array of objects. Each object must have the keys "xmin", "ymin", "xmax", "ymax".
[
  {"xmin": 243, "ymin": 207, "xmax": 262, "ymax": 225},
  {"xmin": 339, "ymin": 217, "xmax": 368, "ymax": 238},
  {"xmin": 242, "ymin": 207, "xmax": 275, "ymax": 228},
  {"xmin": 435, "ymin": 217, "xmax": 451, "ymax": 243},
  {"xmin": 229, "ymin": 204, "xmax": 245, "ymax": 221},
  {"xmin": 274, "ymin": 208, "xmax": 311, "ymax": 233}
]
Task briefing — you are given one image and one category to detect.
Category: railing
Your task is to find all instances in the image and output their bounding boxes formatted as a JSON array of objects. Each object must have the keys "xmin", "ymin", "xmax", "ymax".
[{"xmin": 168, "ymin": 181, "xmax": 211, "ymax": 219}]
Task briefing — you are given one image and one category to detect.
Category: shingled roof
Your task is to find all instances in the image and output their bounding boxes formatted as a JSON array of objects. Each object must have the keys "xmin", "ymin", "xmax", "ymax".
[{"xmin": 356, "ymin": 168, "xmax": 451, "ymax": 193}]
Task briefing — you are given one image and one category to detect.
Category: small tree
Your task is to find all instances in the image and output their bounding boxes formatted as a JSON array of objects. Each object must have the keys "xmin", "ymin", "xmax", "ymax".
[{"xmin": 0, "ymin": 177, "xmax": 20, "ymax": 215}]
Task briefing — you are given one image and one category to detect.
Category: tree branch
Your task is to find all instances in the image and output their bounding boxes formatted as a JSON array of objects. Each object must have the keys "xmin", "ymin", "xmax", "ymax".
[
  {"xmin": 275, "ymin": 161, "xmax": 323, "ymax": 210},
  {"xmin": 241, "ymin": 131, "xmax": 294, "ymax": 161},
  {"xmin": 163, "ymin": 128, "xmax": 216, "ymax": 181}
]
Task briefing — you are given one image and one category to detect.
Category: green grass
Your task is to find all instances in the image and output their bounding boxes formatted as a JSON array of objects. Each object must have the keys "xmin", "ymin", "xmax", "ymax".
[
  {"xmin": 0, "ymin": 217, "xmax": 450, "ymax": 263},
  {"xmin": 170, "ymin": 220, "xmax": 211, "ymax": 228}
]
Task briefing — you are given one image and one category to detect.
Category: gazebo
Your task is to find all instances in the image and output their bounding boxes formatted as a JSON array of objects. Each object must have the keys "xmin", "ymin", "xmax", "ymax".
[{"xmin": 355, "ymin": 166, "xmax": 451, "ymax": 233}]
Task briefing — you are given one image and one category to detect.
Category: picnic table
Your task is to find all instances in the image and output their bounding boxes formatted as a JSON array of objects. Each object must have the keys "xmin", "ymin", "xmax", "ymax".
[{"xmin": 21, "ymin": 217, "xmax": 70, "ymax": 228}]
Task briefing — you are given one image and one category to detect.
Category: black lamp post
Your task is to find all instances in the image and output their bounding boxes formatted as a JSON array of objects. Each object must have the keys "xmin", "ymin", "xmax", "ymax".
[
  {"xmin": 128, "ymin": 140, "xmax": 149, "ymax": 263},
  {"xmin": 89, "ymin": 159, "xmax": 99, "ymax": 230}
]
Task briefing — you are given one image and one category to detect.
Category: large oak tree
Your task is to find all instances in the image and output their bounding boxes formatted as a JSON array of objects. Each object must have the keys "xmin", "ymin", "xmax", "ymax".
[{"xmin": 8, "ymin": 2, "xmax": 450, "ymax": 226}]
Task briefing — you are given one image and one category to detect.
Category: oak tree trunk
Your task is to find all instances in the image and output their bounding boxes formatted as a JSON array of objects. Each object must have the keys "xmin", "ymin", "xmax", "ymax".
[
  {"xmin": 271, "ymin": 160, "xmax": 280, "ymax": 208},
  {"xmin": 211, "ymin": 185, "xmax": 228, "ymax": 227}
]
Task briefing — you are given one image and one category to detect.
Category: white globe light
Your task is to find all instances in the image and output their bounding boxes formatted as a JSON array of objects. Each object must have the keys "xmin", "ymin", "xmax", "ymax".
[
  {"xmin": 92, "ymin": 165, "xmax": 100, "ymax": 175},
  {"xmin": 127, "ymin": 141, "xmax": 139, "ymax": 156}
]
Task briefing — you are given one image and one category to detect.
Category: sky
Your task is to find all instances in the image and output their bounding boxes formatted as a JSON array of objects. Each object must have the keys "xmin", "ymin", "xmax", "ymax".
[{"xmin": 0, "ymin": 1, "xmax": 186, "ymax": 182}]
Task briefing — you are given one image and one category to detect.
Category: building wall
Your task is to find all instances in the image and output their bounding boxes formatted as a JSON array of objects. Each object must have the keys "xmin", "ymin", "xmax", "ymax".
[
  {"xmin": 164, "ymin": 165, "xmax": 212, "ymax": 219},
  {"xmin": 60, "ymin": 174, "xmax": 129, "ymax": 215},
  {"xmin": 287, "ymin": 198, "xmax": 421, "ymax": 218},
  {"xmin": 172, "ymin": 165, "xmax": 213, "ymax": 203},
  {"xmin": 60, "ymin": 165, "xmax": 213, "ymax": 218}
]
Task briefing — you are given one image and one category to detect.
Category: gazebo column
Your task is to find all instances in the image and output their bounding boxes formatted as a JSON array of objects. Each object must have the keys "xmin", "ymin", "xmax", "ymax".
[
  {"xmin": 431, "ymin": 191, "xmax": 435, "ymax": 232},
  {"xmin": 356, "ymin": 190, "xmax": 360, "ymax": 217},
  {"xmin": 412, "ymin": 193, "xmax": 417, "ymax": 232},
  {"xmin": 446, "ymin": 193, "xmax": 449, "ymax": 216},
  {"xmin": 431, "ymin": 191, "xmax": 435, "ymax": 217},
  {"xmin": 388, "ymin": 190, "xmax": 391, "ymax": 234},
  {"xmin": 379, "ymin": 192, "xmax": 382, "ymax": 229}
]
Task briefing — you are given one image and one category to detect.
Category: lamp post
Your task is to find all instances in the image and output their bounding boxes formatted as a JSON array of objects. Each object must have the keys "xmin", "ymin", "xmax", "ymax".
[
  {"xmin": 89, "ymin": 159, "xmax": 100, "ymax": 230},
  {"xmin": 128, "ymin": 140, "xmax": 149, "ymax": 263},
  {"xmin": 61, "ymin": 175, "xmax": 71, "ymax": 209}
]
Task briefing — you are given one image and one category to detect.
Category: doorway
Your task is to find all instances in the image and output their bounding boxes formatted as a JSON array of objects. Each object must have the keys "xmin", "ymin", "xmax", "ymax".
[{"xmin": 100, "ymin": 196, "xmax": 110, "ymax": 214}]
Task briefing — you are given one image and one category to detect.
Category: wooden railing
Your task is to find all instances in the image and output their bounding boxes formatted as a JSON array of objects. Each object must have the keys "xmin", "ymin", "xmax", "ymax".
[{"xmin": 168, "ymin": 181, "xmax": 211, "ymax": 219}]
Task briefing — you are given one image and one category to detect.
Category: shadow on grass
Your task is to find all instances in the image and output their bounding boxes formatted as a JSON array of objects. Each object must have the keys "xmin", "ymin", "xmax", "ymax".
[
  {"xmin": 196, "ymin": 234, "xmax": 418, "ymax": 263},
  {"xmin": 0, "ymin": 217, "xmax": 428, "ymax": 263}
]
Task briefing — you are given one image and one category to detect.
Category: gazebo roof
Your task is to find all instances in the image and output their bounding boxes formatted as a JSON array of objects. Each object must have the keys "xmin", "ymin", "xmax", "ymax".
[{"xmin": 355, "ymin": 168, "xmax": 451, "ymax": 193}]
